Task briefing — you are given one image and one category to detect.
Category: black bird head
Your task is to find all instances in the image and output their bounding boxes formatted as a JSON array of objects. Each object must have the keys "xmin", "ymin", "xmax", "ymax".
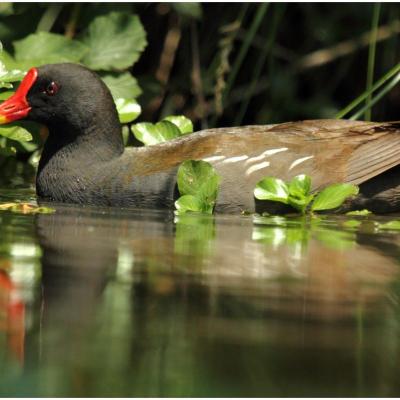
[{"xmin": 0, "ymin": 63, "xmax": 118, "ymax": 132}]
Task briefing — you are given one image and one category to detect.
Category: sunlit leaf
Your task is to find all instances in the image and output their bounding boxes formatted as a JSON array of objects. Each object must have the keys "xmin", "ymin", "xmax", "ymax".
[
  {"xmin": 378, "ymin": 220, "xmax": 400, "ymax": 231},
  {"xmin": 311, "ymin": 183, "xmax": 359, "ymax": 211},
  {"xmin": 288, "ymin": 174, "xmax": 311, "ymax": 198},
  {"xmin": 174, "ymin": 194, "xmax": 204, "ymax": 214},
  {"xmin": 0, "ymin": 125, "xmax": 32, "ymax": 142},
  {"xmin": 14, "ymin": 32, "xmax": 88, "ymax": 65},
  {"xmin": 131, "ymin": 120, "xmax": 181, "ymax": 145},
  {"xmin": 163, "ymin": 115, "xmax": 193, "ymax": 134},
  {"xmin": 343, "ymin": 219, "xmax": 362, "ymax": 228},
  {"xmin": 0, "ymin": 69, "xmax": 25, "ymax": 82},
  {"xmin": 346, "ymin": 209, "xmax": 372, "ymax": 216},
  {"xmin": 0, "ymin": 202, "xmax": 55, "ymax": 214},
  {"xmin": 254, "ymin": 177, "xmax": 289, "ymax": 204},
  {"xmin": 82, "ymin": 12, "xmax": 147, "ymax": 70},
  {"xmin": 115, "ymin": 98, "xmax": 141, "ymax": 124},
  {"xmin": 102, "ymin": 72, "xmax": 141, "ymax": 100},
  {"xmin": 176, "ymin": 160, "xmax": 220, "ymax": 214}
]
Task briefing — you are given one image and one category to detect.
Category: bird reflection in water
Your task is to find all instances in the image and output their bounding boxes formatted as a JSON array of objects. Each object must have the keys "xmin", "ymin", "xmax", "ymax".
[{"xmin": 1, "ymin": 205, "xmax": 399, "ymax": 396}]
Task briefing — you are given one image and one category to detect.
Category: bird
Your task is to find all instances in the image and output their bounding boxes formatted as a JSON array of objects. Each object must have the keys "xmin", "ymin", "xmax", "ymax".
[{"xmin": 0, "ymin": 62, "xmax": 399, "ymax": 214}]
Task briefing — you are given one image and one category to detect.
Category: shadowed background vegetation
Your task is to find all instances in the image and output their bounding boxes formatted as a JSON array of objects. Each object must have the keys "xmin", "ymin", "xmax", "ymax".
[{"xmin": 0, "ymin": 2, "xmax": 399, "ymax": 175}]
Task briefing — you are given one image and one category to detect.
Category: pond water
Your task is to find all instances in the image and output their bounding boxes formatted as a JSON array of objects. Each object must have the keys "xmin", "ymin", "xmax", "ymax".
[{"xmin": 0, "ymin": 172, "xmax": 400, "ymax": 397}]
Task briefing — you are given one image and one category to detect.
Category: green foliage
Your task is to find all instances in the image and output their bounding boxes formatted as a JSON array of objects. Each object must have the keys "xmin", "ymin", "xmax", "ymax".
[
  {"xmin": 13, "ymin": 32, "xmax": 88, "ymax": 66},
  {"xmin": 175, "ymin": 160, "xmax": 220, "ymax": 214},
  {"xmin": 115, "ymin": 99, "xmax": 141, "ymax": 124},
  {"xmin": 311, "ymin": 184, "xmax": 359, "ymax": 211},
  {"xmin": 0, "ymin": 125, "xmax": 32, "ymax": 142},
  {"xmin": 131, "ymin": 115, "xmax": 193, "ymax": 145},
  {"xmin": 0, "ymin": 202, "xmax": 55, "ymax": 214},
  {"xmin": 101, "ymin": 73, "xmax": 141, "ymax": 100},
  {"xmin": 82, "ymin": 12, "xmax": 147, "ymax": 70},
  {"xmin": 254, "ymin": 174, "xmax": 359, "ymax": 214},
  {"xmin": 252, "ymin": 214, "xmax": 357, "ymax": 250},
  {"xmin": 378, "ymin": 220, "xmax": 400, "ymax": 231},
  {"xmin": 0, "ymin": 10, "xmax": 148, "ymax": 158},
  {"xmin": 163, "ymin": 115, "xmax": 194, "ymax": 134},
  {"xmin": 346, "ymin": 209, "xmax": 372, "ymax": 216}
]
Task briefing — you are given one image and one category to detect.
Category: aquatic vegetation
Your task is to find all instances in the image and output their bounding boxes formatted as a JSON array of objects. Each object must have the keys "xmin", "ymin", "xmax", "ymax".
[
  {"xmin": 175, "ymin": 160, "xmax": 220, "ymax": 214},
  {"xmin": 131, "ymin": 115, "xmax": 193, "ymax": 145},
  {"xmin": 0, "ymin": 202, "xmax": 55, "ymax": 214},
  {"xmin": 254, "ymin": 174, "xmax": 359, "ymax": 214}
]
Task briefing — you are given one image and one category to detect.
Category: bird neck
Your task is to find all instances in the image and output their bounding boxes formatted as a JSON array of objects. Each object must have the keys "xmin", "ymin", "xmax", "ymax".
[{"xmin": 39, "ymin": 111, "xmax": 125, "ymax": 171}]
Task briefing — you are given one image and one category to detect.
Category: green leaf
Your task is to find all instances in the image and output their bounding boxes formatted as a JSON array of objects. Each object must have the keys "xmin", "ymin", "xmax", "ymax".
[
  {"xmin": 102, "ymin": 72, "xmax": 141, "ymax": 100},
  {"xmin": 176, "ymin": 160, "xmax": 220, "ymax": 214},
  {"xmin": 343, "ymin": 219, "xmax": 362, "ymax": 229},
  {"xmin": 311, "ymin": 183, "xmax": 359, "ymax": 211},
  {"xmin": 174, "ymin": 195, "xmax": 203, "ymax": 214},
  {"xmin": 0, "ymin": 91, "xmax": 13, "ymax": 100},
  {"xmin": 0, "ymin": 125, "xmax": 32, "ymax": 142},
  {"xmin": 163, "ymin": 115, "xmax": 193, "ymax": 134},
  {"xmin": 254, "ymin": 177, "xmax": 289, "ymax": 204},
  {"xmin": 131, "ymin": 120, "xmax": 181, "ymax": 145},
  {"xmin": 288, "ymin": 174, "xmax": 311, "ymax": 198},
  {"xmin": 115, "ymin": 98, "xmax": 141, "ymax": 124},
  {"xmin": 82, "ymin": 12, "xmax": 147, "ymax": 70},
  {"xmin": 177, "ymin": 160, "xmax": 218, "ymax": 197},
  {"xmin": 0, "ymin": 69, "xmax": 25, "ymax": 83},
  {"xmin": 378, "ymin": 220, "xmax": 400, "ymax": 231},
  {"xmin": 172, "ymin": 3, "xmax": 202, "ymax": 19},
  {"xmin": 13, "ymin": 32, "xmax": 88, "ymax": 66},
  {"xmin": 346, "ymin": 209, "xmax": 372, "ymax": 216},
  {"xmin": 288, "ymin": 195, "xmax": 314, "ymax": 214}
]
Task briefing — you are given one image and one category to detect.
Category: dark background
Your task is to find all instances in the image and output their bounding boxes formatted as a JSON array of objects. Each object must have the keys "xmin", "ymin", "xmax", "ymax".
[{"xmin": 1, "ymin": 2, "xmax": 400, "ymax": 130}]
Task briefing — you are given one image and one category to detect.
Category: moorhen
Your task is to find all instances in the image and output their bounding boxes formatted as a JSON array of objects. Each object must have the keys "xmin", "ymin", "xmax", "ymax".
[{"xmin": 0, "ymin": 63, "xmax": 400, "ymax": 213}]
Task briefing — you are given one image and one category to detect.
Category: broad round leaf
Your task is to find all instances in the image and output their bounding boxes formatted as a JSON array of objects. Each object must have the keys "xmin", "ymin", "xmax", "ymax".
[
  {"xmin": 102, "ymin": 72, "xmax": 141, "ymax": 100},
  {"xmin": 177, "ymin": 160, "xmax": 220, "ymax": 214},
  {"xmin": 115, "ymin": 98, "xmax": 141, "ymax": 124},
  {"xmin": 0, "ymin": 125, "xmax": 32, "ymax": 142},
  {"xmin": 254, "ymin": 177, "xmax": 289, "ymax": 204},
  {"xmin": 378, "ymin": 220, "xmax": 400, "ymax": 231},
  {"xmin": 288, "ymin": 174, "xmax": 311, "ymax": 198},
  {"xmin": 14, "ymin": 32, "xmax": 88, "ymax": 65},
  {"xmin": 175, "ymin": 194, "xmax": 204, "ymax": 214},
  {"xmin": 177, "ymin": 160, "xmax": 220, "ymax": 198},
  {"xmin": 131, "ymin": 121, "xmax": 181, "ymax": 146},
  {"xmin": 82, "ymin": 12, "xmax": 147, "ymax": 70},
  {"xmin": 311, "ymin": 183, "xmax": 359, "ymax": 211},
  {"xmin": 163, "ymin": 115, "xmax": 193, "ymax": 134}
]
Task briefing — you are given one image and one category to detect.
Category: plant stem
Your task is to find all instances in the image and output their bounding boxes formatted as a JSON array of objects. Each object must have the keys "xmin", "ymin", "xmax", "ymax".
[
  {"xmin": 235, "ymin": 4, "xmax": 287, "ymax": 125},
  {"xmin": 36, "ymin": 4, "xmax": 63, "ymax": 33},
  {"xmin": 365, "ymin": 3, "xmax": 381, "ymax": 121},
  {"xmin": 65, "ymin": 4, "xmax": 81, "ymax": 39},
  {"xmin": 335, "ymin": 61, "xmax": 400, "ymax": 119},
  {"xmin": 223, "ymin": 4, "xmax": 268, "ymax": 104},
  {"xmin": 350, "ymin": 70, "xmax": 400, "ymax": 120}
]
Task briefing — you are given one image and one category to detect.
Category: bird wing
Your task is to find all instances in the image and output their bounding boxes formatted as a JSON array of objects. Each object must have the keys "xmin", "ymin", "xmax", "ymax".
[{"xmin": 125, "ymin": 120, "xmax": 400, "ymax": 191}]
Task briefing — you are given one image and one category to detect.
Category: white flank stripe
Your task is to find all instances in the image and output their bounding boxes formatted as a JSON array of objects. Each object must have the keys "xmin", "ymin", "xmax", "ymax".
[
  {"xmin": 223, "ymin": 155, "xmax": 249, "ymax": 163},
  {"xmin": 289, "ymin": 155, "xmax": 314, "ymax": 171},
  {"xmin": 202, "ymin": 155, "xmax": 226, "ymax": 163},
  {"xmin": 245, "ymin": 154, "xmax": 265, "ymax": 165},
  {"xmin": 262, "ymin": 147, "xmax": 288, "ymax": 156},
  {"xmin": 245, "ymin": 161, "xmax": 270, "ymax": 176}
]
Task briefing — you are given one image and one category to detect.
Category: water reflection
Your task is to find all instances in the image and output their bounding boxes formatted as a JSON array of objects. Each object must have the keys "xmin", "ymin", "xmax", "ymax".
[{"xmin": 0, "ymin": 201, "xmax": 400, "ymax": 396}]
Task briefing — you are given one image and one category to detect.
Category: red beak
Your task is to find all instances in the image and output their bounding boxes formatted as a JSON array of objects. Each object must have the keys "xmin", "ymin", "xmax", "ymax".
[{"xmin": 0, "ymin": 68, "xmax": 38, "ymax": 124}]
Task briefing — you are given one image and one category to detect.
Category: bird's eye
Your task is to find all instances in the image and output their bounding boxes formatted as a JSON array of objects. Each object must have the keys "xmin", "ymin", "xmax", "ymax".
[{"xmin": 45, "ymin": 82, "xmax": 59, "ymax": 96}]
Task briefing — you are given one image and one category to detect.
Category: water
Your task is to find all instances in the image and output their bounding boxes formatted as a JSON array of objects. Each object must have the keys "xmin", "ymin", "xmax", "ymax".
[{"xmin": 0, "ymin": 179, "xmax": 400, "ymax": 396}]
